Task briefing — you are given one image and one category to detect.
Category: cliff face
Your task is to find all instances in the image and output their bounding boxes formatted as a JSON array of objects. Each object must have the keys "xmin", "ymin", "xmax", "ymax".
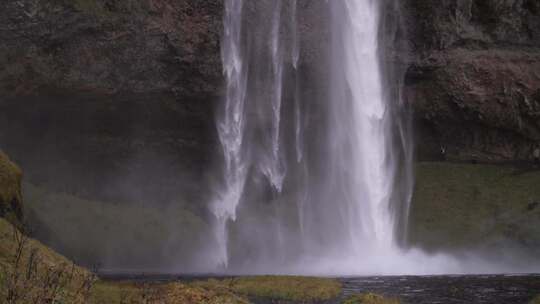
[
  {"xmin": 0, "ymin": 0, "xmax": 222, "ymax": 207},
  {"xmin": 1, "ymin": 0, "xmax": 539, "ymax": 206},
  {"xmin": 401, "ymin": 0, "xmax": 540, "ymax": 161}
]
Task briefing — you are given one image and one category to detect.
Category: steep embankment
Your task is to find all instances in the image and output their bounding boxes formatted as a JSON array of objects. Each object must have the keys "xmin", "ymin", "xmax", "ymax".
[{"xmin": 0, "ymin": 151, "xmax": 23, "ymax": 225}]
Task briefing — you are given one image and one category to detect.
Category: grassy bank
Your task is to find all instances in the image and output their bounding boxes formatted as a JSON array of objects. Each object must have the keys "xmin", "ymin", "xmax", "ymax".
[
  {"xmin": 0, "ymin": 214, "xmax": 248, "ymax": 303},
  {"xmin": 23, "ymin": 183, "xmax": 211, "ymax": 270},
  {"xmin": 0, "ymin": 218, "xmax": 95, "ymax": 303},
  {"xmin": 193, "ymin": 276, "xmax": 342, "ymax": 303},
  {"xmin": 0, "ymin": 152, "xmax": 23, "ymax": 225},
  {"xmin": 410, "ymin": 162, "xmax": 540, "ymax": 253},
  {"xmin": 0, "ymin": 216, "xmax": 345, "ymax": 303}
]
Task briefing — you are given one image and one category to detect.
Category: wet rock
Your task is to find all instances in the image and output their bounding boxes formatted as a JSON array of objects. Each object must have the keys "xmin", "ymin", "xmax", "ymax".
[
  {"xmin": 0, "ymin": 0, "xmax": 222, "ymax": 206},
  {"xmin": 395, "ymin": 0, "xmax": 540, "ymax": 162}
]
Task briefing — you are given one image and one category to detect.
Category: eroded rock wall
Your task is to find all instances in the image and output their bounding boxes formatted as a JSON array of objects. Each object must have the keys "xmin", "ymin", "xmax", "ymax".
[
  {"xmin": 401, "ymin": 0, "xmax": 540, "ymax": 162},
  {"xmin": 1, "ymin": 0, "xmax": 540, "ymax": 209},
  {"xmin": 0, "ymin": 0, "xmax": 223, "ymax": 208}
]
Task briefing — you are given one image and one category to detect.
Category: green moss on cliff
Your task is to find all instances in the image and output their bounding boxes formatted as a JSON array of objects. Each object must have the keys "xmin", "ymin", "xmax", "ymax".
[
  {"xmin": 410, "ymin": 162, "xmax": 540, "ymax": 252},
  {"xmin": 0, "ymin": 151, "xmax": 23, "ymax": 224},
  {"xmin": 23, "ymin": 183, "xmax": 211, "ymax": 269},
  {"xmin": 24, "ymin": 180, "xmax": 210, "ymax": 269}
]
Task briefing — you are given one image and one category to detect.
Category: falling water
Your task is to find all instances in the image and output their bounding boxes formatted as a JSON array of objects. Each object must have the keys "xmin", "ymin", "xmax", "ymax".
[
  {"xmin": 210, "ymin": 0, "xmax": 414, "ymax": 273},
  {"xmin": 211, "ymin": 0, "xmax": 248, "ymax": 268},
  {"xmin": 329, "ymin": 0, "xmax": 396, "ymax": 253},
  {"xmin": 261, "ymin": 0, "xmax": 286, "ymax": 193}
]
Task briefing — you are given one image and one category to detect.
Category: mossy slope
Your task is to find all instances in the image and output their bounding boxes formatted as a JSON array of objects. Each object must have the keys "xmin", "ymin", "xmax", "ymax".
[
  {"xmin": 0, "ymin": 151, "xmax": 23, "ymax": 224},
  {"xmin": 410, "ymin": 162, "xmax": 540, "ymax": 253},
  {"xmin": 0, "ymin": 217, "xmax": 94, "ymax": 303},
  {"xmin": 24, "ymin": 182, "xmax": 210, "ymax": 270},
  {"xmin": 0, "ymin": 217, "xmax": 247, "ymax": 303},
  {"xmin": 0, "ymin": 218, "xmax": 343, "ymax": 304}
]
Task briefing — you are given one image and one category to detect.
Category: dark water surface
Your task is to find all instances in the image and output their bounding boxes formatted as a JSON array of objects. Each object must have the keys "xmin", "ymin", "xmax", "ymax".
[
  {"xmin": 100, "ymin": 273, "xmax": 540, "ymax": 304},
  {"xmin": 340, "ymin": 275, "xmax": 540, "ymax": 304}
]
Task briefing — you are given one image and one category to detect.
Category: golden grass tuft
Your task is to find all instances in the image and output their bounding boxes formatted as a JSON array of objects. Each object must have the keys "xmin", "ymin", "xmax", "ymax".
[
  {"xmin": 343, "ymin": 293, "xmax": 400, "ymax": 304},
  {"xmin": 0, "ymin": 218, "xmax": 95, "ymax": 303},
  {"xmin": 193, "ymin": 276, "xmax": 342, "ymax": 302}
]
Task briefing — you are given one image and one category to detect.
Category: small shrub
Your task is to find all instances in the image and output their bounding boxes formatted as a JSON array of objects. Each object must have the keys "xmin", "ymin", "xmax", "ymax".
[{"xmin": 0, "ymin": 219, "xmax": 96, "ymax": 304}]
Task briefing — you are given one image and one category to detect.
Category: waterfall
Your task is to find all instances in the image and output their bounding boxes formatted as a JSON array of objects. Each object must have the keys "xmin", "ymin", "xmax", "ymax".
[
  {"xmin": 328, "ymin": 0, "xmax": 396, "ymax": 253},
  {"xmin": 211, "ymin": 0, "xmax": 248, "ymax": 268},
  {"xmin": 260, "ymin": 0, "xmax": 286, "ymax": 193},
  {"xmin": 210, "ymin": 0, "xmax": 413, "ymax": 273}
]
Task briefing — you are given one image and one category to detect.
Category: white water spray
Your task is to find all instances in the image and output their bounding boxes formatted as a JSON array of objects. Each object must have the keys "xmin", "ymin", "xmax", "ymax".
[
  {"xmin": 211, "ymin": 0, "xmax": 248, "ymax": 268},
  {"xmin": 334, "ymin": 0, "xmax": 396, "ymax": 252},
  {"xmin": 211, "ymin": 0, "xmax": 415, "ymax": 273}
]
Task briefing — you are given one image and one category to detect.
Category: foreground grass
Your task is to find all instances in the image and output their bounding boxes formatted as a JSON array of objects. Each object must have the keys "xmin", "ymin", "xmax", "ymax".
[
  {"xmin": 0, "ymin": 218, "xmax": 94, "ymax": 303},
  {"xmin": 193, "ymin": 276, "xmax": 342, "ymax": 302},
  {"xmin": 410, "ymin": 162, "xmax": 540, "ymax": 252},
  {"xmin": 89, "ymin": 280, "xmax": 249, "ymax": 304},
  {"xmin": 1, "ymin": 216, "xmax": 343, "ymax": 303},
  {"xmin": 0, "ymin": 217, "xmax": 249, "ymax": 303},
  {"xmin": 343, "ymin": 293, "xmax": 400, "ymax": 304}
]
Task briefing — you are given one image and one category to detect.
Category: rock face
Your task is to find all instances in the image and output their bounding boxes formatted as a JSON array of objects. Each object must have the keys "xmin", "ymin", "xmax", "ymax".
[
  {"xmin": 400, "ymin": 0, "xmax": 540, "ymax": 162},
  {"xmin": 1, "ymin": 0, "xmax": 539, "ymax": 207},
  {"xmin": 0, "ymin": 0, "xmax": 223, "ymax": 208}
]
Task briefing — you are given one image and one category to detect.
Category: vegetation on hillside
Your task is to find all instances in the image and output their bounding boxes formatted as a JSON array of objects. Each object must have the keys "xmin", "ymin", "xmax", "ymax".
[
  {"xmin": 410, "ymin": 162, "xmax": 540, "ymax": 253},
  {"xmin": 0, "ymin": 152, "xmax": 23, "ymax": 225},
  {"xmin": 24, "ymin": 183, "xmax": 211, "ymax": 270},
  {"xmin": 0, "ymin": 217, "xmax": 346, "ymax": 304},
  {"xmin": 0, "ymin": 218, "xmax": 95, "ymax": 303}
]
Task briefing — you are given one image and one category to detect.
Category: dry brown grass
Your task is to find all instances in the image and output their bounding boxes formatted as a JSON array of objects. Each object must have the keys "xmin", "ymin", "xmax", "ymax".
[
  {"xmin": 343, "ymin": 293, "xmax": 400, "ymax": 304},
  {"xmin": 0, "ymin": 218, "xmax": 96, "ymax": 304},
  {"xmin": 0, "ymin": 151, "xmax": 23, "ymax": 224}
]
